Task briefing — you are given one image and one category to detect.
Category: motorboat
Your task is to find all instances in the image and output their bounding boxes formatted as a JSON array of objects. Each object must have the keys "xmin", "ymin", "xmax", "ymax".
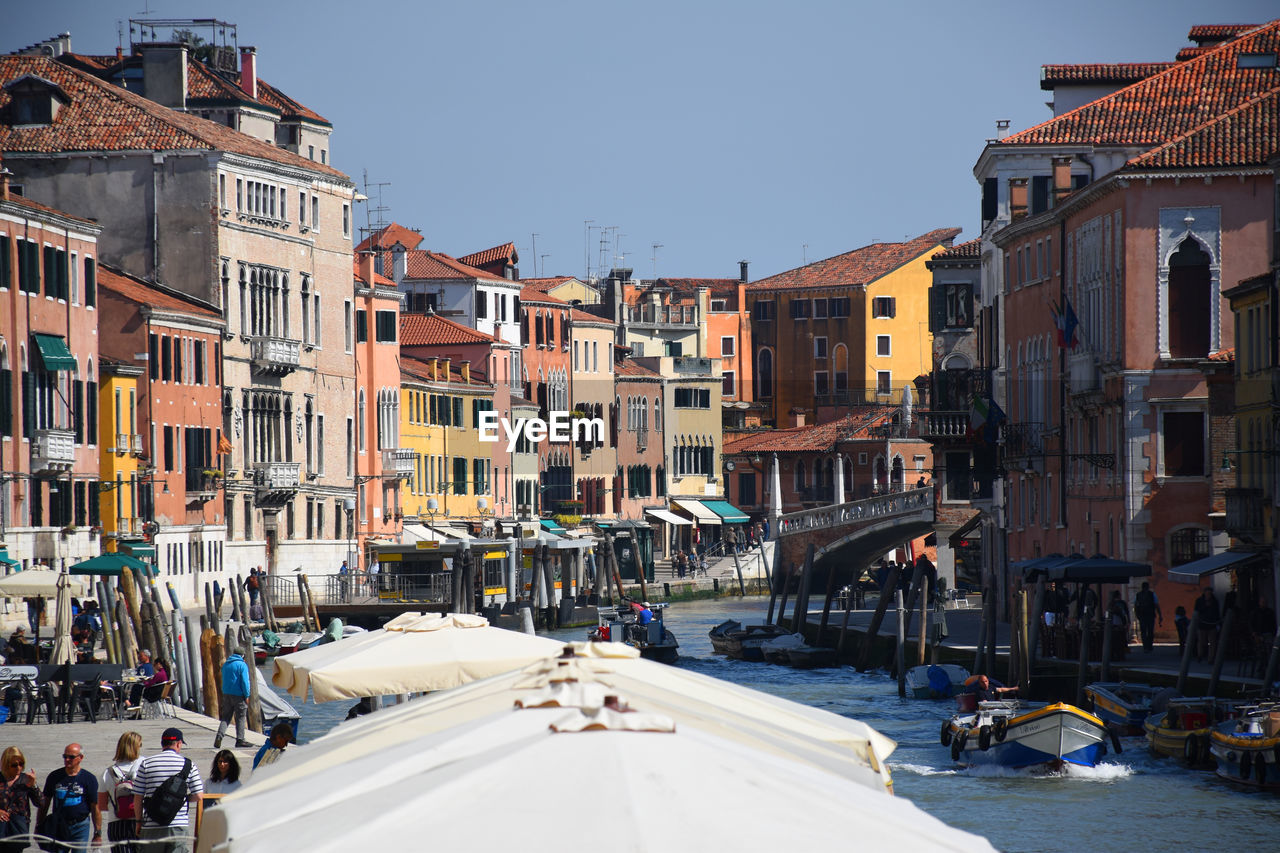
[
  {"xmin": 1208, "ymin": 702, "xmax": 1280, "ymax": 788},
  {"xmin": 1084, "ymin": 682, "xmax": 1166, "ymax": 734},
  {"xmin": 786, "ymin": 645, "xmax": 839, "ymax": 669},
  {"xmin": 708, "ymin": 621, "xmax": 789, "ymax": 661},
  {"xmin": 589, "ymin": 601, "xmax": 679, "ymax": 664},
  {"xmin": 1144, "ymin": 696, "xmax": 1236, "ymax": 765},
  {"xmin": 942, "ymin": 700, "xmax": 1110, "ymax": 769},
  {"xmin": 905, "ymin": 664, "xmax": 970, "ymax": 699}
]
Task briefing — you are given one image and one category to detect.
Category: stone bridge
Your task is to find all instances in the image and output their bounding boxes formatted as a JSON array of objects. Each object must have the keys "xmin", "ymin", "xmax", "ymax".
[{"xmin": 774, "ymin": 486, "xmax": 935, "ymax": 585}]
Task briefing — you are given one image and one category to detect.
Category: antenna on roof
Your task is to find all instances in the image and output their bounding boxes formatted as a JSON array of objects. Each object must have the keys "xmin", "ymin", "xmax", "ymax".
[
  {"xmin": 651, "ymin": 243, "xmax": 663, "ymax": 278},
  {"xmin": 359, "ymin": 168, "xmax": 392, "ymax": 247},
  {"xmin": 803, "ymin": 244, "xmax": 808, "ymax": 265},
  {"xmin": 583, "ymin": 220, "xmax": 594, "ymax": 281},
  {"xmin": 531, "ymin": 233, "xmax": 539, "ymax": 276}
]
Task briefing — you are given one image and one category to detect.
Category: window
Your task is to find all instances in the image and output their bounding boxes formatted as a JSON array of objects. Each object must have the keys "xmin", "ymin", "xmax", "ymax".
[
  {"xmin": 1169, "ymin": 527, "xmax": 1210, "ymax": 566},
  {"xmin": 453, "ymin": 457, "xmax": 468, "ymax": 495},
  {"xmin": 876, "ymin": 371, "xmax": 892, "ymax": 394},
  {"xmin": 344, "ymin": 301, "xmax": 353, "ymax": 352},
  {"xmin": 813, "ymin": 337, "xmax": 827, "ymax": 359},
  {"xmin": 711, "ymin": 299, "xmax": 727, "ymax": 311},
  {"xmin": 342, "ymin": 203, "xmax": 351, "ymax": 238},
  {"xmin": 876, "ymin": 335, "xmax": 891, "ymax": 357},
  {"xmin": 476, "ymin": 290, "xmax": 488, "ymax": 319},
  {"xmin": 1162, "ymin": 411, "xmax": 1205, "ymax": 477},
  {"xmin": 673, "ymin": 388, "xmax": 711, "ymax": 408},
  {"xmin": 814, "ymin": 371, "xmax": 829, "ymax": 396},
  {"xmin": 753, "ymin": 301, "xmax": 774, "ymax": 322},
  {"xmin": 346, "ymin": 417, "xmax": 354, "ymax": 477},
  {"xmin": 789, "ymin": 299, "xmax": 811, "ymax": 320},
  {"xmin": 756, "ymin": 349, "xmax": 774, "ymax": 399},
  {"xmin": 829, "ymin": 297, "xmax": 850, "ymax": 318},
  {"xmin": 721, "ymin": 370, "xmax": 735, "ymax": 398},
  {"xmin": 813, "ymin": 298, "xmax": 828, "ymax": 320},
  {"xmin": 945, "ymin": 451, "xmax": 972, "ymax": 501},
  {"xmin": 932, "ymin": 283, "xmax": 973, "ymax": 330},
  {"xmin": 872, "ymin": 296, "xmax": 896, "ymax": 318},
  {"xmin": 311, "ymin": 197, "xmax": 320, "ymax": 230},
  {"xmin": 355, "ymin": 309, "xmax": 368, "ymax": 343},
  {"xmin": 375, "ymin": 310, "xmax": 396, "ymax": 343},
  {"xmin": 720, "ymin": 336, "xmax": 735, "ymax": 357},
  {"xmin": 299, "ymin": 191, "xmax": 306, "ymax": 226}
]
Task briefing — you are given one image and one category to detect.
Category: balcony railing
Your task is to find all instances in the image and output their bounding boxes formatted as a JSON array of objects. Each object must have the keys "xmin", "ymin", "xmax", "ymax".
[
  {"xmin": 625, "ymin": 304, "xmax": 699, "ymax": 327},
  {"xmin": 932, "ymin": 368, "xmax": 991, "ymax": 412},
  {"xmin": 31, "ymin": 428, "xmax": 76, "ymax": 474},
  {"xmin": 380, "ymin": 448, "xmax": 415, "ymax": 479},
  {"xmin": 1226, "ymin": 488, "xmax": 1265, "ymax": 541},
  {"xmin": 115, "ymin": 433, "xmax": 130, "ymax": 454},
  {"xmin": 252, "ymin": 461, "xmax": 301, "ymax": 490},
  {"xmin": 1002, "ymin": 422, "xmax": 1045, "ymax": 460},
  {"xmin": 249, "ymin": 336, "xmax": 301, "ymax": 375},
  {"xmin": 131, "ymin": 434, "xmax": 144, "ymax": 455},
  {"xmin": 922, "ymin": 411, "xmax": 970, "ymax": 440}
]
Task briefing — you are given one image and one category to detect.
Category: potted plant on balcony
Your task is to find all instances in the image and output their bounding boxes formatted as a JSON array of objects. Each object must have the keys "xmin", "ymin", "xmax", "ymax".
[
  {"xmin": 202, "ymin": 468, "xmax": 224, "ymax": 489},
  {"xmin": 553, "ymin": 499, "xmax": 584, "ymax": 528},
  {"xmin": 88, "ymin": 525, "xmax": 102, "ymax": 537}
]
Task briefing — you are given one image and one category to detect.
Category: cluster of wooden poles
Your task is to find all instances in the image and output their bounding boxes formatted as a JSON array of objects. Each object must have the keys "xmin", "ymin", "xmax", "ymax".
[{"xmin": 89, "ymin": 569, "xmax": 276, "ymax": 735}]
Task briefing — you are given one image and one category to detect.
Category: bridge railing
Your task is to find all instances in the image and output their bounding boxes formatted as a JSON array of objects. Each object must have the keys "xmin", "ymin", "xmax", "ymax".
[{"xmin": 776, "ymin": 486, "xmax": 933, "ymax": 536}]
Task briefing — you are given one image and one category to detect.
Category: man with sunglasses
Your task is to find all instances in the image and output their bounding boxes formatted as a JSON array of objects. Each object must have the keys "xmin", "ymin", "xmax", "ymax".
[{"xmin": 37, "ymin": 743, "xmax": 101, "ymax": 850}]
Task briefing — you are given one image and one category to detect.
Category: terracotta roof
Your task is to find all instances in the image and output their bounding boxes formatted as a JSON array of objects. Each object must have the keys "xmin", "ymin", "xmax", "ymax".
[
  {"xmin": 380, "ymin": 249, "xmax": 505, "ymax": 282},
  {"xmin": 254, "ymin": 78, "xmax": 329, "ymax": 125},
  {"xmin": 614, "ymin": 360, "xmax": 661, "ymax": 378},
  {"xmin": 55, "ymin": 54, "xmax": 118, "ymax": 73},
  {"xmin": 0, "ymin": 55, "xmax": 349, "ymax": 181},
  {"xmin": 520, "ymin": 276, "xmax": 575, "ymax": 293},
  {"xmin": 399, "ymin": 313, "xmax": 496, "ymax": 346},
  {"xmin": 1208, "ymin": 347, "xmax": 1235, "ymax": 362},
  {"xmin": 747, "ymin": 228, "xmax": 963, "ymax": 292},
  {"xmin": 184, "ymin": 59, "xmax": 260, "ymax": 105},
  {"xmin": 1040, "ymin": 63, "xmax": 1173, "ymax": 90},
  {"xmin": 1002, "ymin": 21, "xmax": 1280, "ymax": 152},
  {"xmin": 458, "ymin": 242, "xmax": 517, "ymax": 269},
  {"xmin": 1188, "ymin": 24, "xmax": 1260, "ymax": 44},
  {"xmin": 570, "ymin": 307, "xmax": 615, "ymax": 326},
  {"xmin": 1176, "ymin": 47, "xmax": 1215, "ymax": 61},
  {"xmin": 520, "ymin": 285, "xmax": 569, "ymax": 305},
  {"xmin": 928, "ymin": 238, "xmax": 980, "ymax": 263},
  {"xmin": 0, "ymin": 192, "xmax": 96, "ymax": 225},
  {"xmin": 98, "ymin": 264, "xmax": 220, "ymax": 317},
  {"xmin": 400, "ymin": 354, "xmax": 493, "ymax": 387},
  {"xmin": 723, "ymin": 409, "xmax": 901, "ymax": 454},
  {"xmin": 657, "ymin": 277, "xmax": 740, "ymax": 295},
  {"xmin": 353, "ymin": 260, "xmax": 395, "ymax": 287},
  {"xmin": 355, "ymin": 222, "xmax": 424, "ymax": 252},
  {"xmin": 1127, "ymin": 88, "xmax": 1279, "ymax": 169}
]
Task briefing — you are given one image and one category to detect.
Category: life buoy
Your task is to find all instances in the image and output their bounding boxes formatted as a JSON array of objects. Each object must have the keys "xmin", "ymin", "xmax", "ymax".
[
  {"xmin": 1240, "ymin": 751, "xmax": 1253, "ymax": 777},
  {"xmin": 941, "ymin": 721, "xmax": 953, "ymax": 746},
  {"xmin": 978, "ymin": 725, "xmax": 992, "ymax": 751},
  {"xmin": 993, "ymin": 717, "xmax": 1008, "ymax": 742}
]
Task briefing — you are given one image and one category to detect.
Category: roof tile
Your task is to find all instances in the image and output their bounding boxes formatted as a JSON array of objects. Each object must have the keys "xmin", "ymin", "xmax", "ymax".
[
  {"xmin": 747, "ymin": 228, "xmax": 962, "ymax": 292},
  {"xmin": 399, "ymin": 313, "xmax": 496, "ymax": 346},
  {"xmin": 98, "ymin": 264, "xmax": 220, "ymax": 317}
]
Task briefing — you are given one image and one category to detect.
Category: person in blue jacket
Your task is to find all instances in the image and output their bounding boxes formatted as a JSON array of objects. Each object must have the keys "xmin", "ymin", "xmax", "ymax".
[{"xmin": 213, "ymin": 651, "xmax": 252, "ymax": 749}]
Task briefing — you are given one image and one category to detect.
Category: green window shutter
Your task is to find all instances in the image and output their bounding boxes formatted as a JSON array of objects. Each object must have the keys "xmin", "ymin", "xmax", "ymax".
[
  {"xmin": 84, "ymin": 257, "xmax": 96, "ymax": 307},
  {"xmin": 86, "ymin": 381, "xmax": 98, "ymax": 443}
]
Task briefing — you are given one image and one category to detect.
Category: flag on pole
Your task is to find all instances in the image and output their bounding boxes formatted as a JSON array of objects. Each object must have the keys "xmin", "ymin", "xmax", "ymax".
[
  {"xmin": 1052, "ymin": 297, "xmax": 1079, "ymax": 349},
  {"xmin": 969, "ymin": 395, "xmax": 1006, "ymax": 445}
]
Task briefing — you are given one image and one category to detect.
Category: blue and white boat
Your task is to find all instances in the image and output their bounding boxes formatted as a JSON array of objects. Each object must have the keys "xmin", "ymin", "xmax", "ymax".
[
  {"xmin": 1084, "ymin": 682, "xmax": 1164, "ymax": 734},
  {"xmin": 942, "ymin": 700, "xmax": 1110, "ymax": 769}
]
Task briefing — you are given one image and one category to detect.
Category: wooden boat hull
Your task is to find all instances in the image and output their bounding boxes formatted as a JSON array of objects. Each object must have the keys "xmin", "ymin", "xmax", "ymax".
[
  {"xmin": 709, "ymin": 623, "xmax": 788, "ymax": 661},
  {"xmin": 787, "ymin": 646, "xmax": 838, "ymax": 669},
  {"xmin": 708, "ymin": 621, "xmax": 743, "ymax": 657},
  {"xmin": 1084, "ymin": 682, "xmax": 1161, "ymax": 734},
  {"xmin": 1143, "ymin": 698, "xmax": 1235, "ymax": 764},
  {"xmin": 946, "ymin": 702, "xmax": 1108, "ymax": 769}
]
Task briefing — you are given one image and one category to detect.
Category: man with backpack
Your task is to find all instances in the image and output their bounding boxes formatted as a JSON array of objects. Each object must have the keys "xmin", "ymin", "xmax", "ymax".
[{"xmin": 132, "ymin": 728, "xmax": 203, "ymax": 853}]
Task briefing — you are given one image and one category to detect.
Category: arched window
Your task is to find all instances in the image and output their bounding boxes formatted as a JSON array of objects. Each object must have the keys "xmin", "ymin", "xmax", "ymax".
[
  {"xmin": 833, "ymin": 344, "xmax": 848, "ymax": 393},
  {"xmin": 1168, "ymin": 238, "xmax": 1211, "ymax": 358},
  {"xmin": 794, "ymin": 460, "xmax": 806, "ymax": 494},
  {"xmin": 1168, "ymin": 526, "xmax": 1210, "ymax": 567},
  {"xmin": 755, "ymin": 348, "xmax": 774, "ymax": 399}
]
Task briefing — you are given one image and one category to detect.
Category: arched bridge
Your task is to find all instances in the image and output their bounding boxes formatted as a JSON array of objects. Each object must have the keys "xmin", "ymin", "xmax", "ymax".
[{"xmin": 774, "ymin": 486, "xmax": 935, "ymax": 582}]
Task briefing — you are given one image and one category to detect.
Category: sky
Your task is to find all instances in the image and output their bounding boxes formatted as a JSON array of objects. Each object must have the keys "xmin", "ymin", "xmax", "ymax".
[{"xmin": 7, "ymin": 0, "xmax": 1278, "ymax": 280}]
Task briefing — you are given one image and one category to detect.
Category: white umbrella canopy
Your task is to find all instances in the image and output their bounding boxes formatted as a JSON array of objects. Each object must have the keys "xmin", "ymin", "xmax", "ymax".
[
  {"xmin": 201, "ymin": 684, "xmax": 995, "ymax": 853},
  {"xmin": 0, "ymin": 568, "xmax": 87, "ymax": 597},
  {"xmin": 271, "ymin": 612, "xmax": 566, "ymax": 702},
  {"xmin": 49, "ymin": 573, "xmax": 75, "ymax": 665}
]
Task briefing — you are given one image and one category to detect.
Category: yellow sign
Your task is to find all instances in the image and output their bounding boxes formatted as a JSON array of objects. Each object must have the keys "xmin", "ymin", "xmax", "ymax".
[
  {"xmin": 379, "ymin": 553, "xmax": 403, "ymax": 562},
  {"xmin": 415, "ymin": 541, "xmax": 440, "ymax": 550},
  {"xmin": 483, "ymin": 550, "xmax": 505, "ymax": 561}
]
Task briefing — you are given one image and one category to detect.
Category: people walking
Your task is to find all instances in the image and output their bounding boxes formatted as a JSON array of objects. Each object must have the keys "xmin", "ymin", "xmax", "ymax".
[
  {"xmin": 38, "ymin": 742, "xmax": 101, "ymax": 851},
  {"xmin": 214, "ymin": 649, "xmax": 252, "ymax": 750},
  {"xmin": 1194, "ymin": 586, "xmax": 1221, "ymax": 662},
  {"xmin": 0, "ymin": 747, "xmax": 44, "ymax": 853},
  {"xmin": 1134, "ymin": 582, "xmax": 1163, "ymax": 653},
  {"xmin": 99, "ymin": 731, "xmax": 142, "ymax": 851},
  {"xmin": 133, "ymin": 728, "xmax": 203, "ymax": 853}
]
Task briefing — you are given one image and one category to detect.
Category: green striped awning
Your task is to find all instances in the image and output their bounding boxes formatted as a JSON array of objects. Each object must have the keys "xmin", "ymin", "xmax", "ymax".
[
  {"xmin": 702, "ymin": 500, "xmax": 750, "ymax": 524},
  {"xmin": 540, "ymin": 519, "xmax": 567, "ymax": 534},
  {"xmin": 32, "ymin": 333, "xmax": 75, "ymax": 371}
]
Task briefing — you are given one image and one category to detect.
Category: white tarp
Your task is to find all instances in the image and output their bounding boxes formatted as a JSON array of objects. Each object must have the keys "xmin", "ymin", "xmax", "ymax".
[
  {"xmin": 646, "ymin": 508, "xmax": 692, "ymax": 526},
  {"xmin": 672, "ymin": 499, "xmax": 720, "ymax": 524},
  {"xmin": 0, "ymin": 568, "xmax": 87, "ymax": 597}
]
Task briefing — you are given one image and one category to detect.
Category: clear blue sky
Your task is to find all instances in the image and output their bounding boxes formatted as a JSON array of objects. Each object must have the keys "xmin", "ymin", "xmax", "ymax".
[{"xmin": 8, "ymin": 1, "xmax": 1277, "ymax": 279}]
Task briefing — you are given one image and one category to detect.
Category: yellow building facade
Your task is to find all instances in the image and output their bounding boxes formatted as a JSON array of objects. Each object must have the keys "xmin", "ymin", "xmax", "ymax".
[
  {"xmin": 97, "ymin": 363, "xmax": 144, "ymax": 552},
  {"xmin": 1225, "ymin": 274, "xmax": 1274, "ymax": 548}
]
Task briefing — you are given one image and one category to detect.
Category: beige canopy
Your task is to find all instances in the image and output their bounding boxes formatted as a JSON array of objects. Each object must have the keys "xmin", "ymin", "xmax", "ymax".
[
  {"xmin": 0, "ymin": 568, "xmax": 87, "ymax": 598},
  {"xmin": 270, "ymin": 612, "xmax": 566, "ymax": 702}
]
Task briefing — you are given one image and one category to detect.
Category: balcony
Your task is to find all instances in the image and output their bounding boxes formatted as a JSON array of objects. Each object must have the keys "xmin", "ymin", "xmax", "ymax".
[
  {"xmin": 31, "ymin": 428, "xmax": 76, "ymax": 474},
  {"xmin": 131, "ymin": 434, "xmax": 144, "ymax": 455},
  {"xmin": 115, "ymin": 433, "xmax": 130, "ymax": 454},
  {"xmin": 922, "ymin": 411, "xmax": 970, "ymax": 440},
  {"xmin": 380, "ymin": 448, "xmax": 415, "ymax": 480},
  {"xmin": 625, "ymin": 304, "xmax": 699, "ymax": 329},
  {"xmin": 249, "ymin": 336, "xmax": 301, "ymax": 375},
  {"xmin": 1002, "ymin": 422, "xmax": 1045, "ymax": 461},
  {"xmin": 1226, "ymin": 488, "xmax": 1266, "ymax": 543},
  {"xmin": 252, "ymin": 461, "xmax": 301, "ymax": 506},
  {"xmin": 1069, "ymin": 351, "xmax": 1100, "ymax": 395}
]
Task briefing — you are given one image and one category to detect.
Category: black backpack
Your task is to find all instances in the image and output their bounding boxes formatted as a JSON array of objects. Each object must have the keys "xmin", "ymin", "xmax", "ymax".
[{"xmin": 143, "ymin": 758, "xmax": 191, "ymax": 825}]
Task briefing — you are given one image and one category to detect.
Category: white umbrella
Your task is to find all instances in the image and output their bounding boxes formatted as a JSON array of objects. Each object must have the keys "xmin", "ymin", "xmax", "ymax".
[
  {"xmin": 271, "ymin": 612, "xmax": 566, "ymax": 702},
  {"xmin": 201, "ymin": 671, "xmax": 994, "ymax": 853},
  {"xmin": 49, "ymin": 572, "xmax": 75, "ymax": 665},
  {"xmin": 0, "ymin": 568, "xmax": 86, "ymax": 597}
]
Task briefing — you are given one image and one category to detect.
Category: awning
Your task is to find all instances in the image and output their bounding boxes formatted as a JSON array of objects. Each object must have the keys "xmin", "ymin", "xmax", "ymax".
[
  {"xmin": 70, "ymin": 553, "xmax": 154, "ymax": 576},
  {"xmin": 645, "ymin": 509, "xmax": 691, "ymax": 527},
  {"xmin": 1168, "ymin": 550, "xmax": 1266, "ymax": 584},
  {"xmin": 32, "ymin": 333, "xmax": 76, "ymax": 371},
  {"xmin": 947, "ymin": 513, "xmax": 984, "ymax": 549},
  {"xmin": 702, "ymin": 500, "xmax": 749, "ymax": 524},
  {"xmin": 673, "ymin": 499, "xmax": 720, "ymax": 525},
  {"xmin": 0, "ymin": 552, "xmax": 18, "ymax": 570},
  {"xmin": 540, "ymin": 519, "xmax": 567, "ymax": 534},
  {"xmin": 120, "ymin": 543, "xmax": 154, "ymax": 558}
]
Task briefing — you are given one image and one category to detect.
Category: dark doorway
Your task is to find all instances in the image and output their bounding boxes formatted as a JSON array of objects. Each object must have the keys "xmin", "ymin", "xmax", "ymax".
[{"xmin": 1168, "ymin": 239, "xmax": 1211, "ymax": 358}]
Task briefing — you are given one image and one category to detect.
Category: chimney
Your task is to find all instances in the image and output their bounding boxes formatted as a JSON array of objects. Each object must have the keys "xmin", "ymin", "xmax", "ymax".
[
  {"xmin": 461, "ymin": 362, "xmax": 470, "ymax": 384},
  {"xmin": 441, "ymin": 358, "xmax": 451, "ymax": 381},
  {"xmin": 1052, "ymin": 156, "xmax": 1074, "ymax": 206},
  {"xmin": 1009, "ymin": 177, "xmax": 1029, "ymax": 221},
  {"xmin": 996, "ymin": 119, "xmax": 1011, "ymax": 140},
  {"xmin": 239, "ymin": 47, "xmax": 258, "ymax": 99},
  {"xmin": 358, "ymin": 251, "xmax": 375, "ymax": 287},
  {"xmin": 738, "ymin": 260, "xmax": 749, "ymax": 283},
  {"xmin": 1, "ymin": 156, "xmax": 9, "ymax": 202},
  {"xmin": 141, "ymin": 43, "xmax": 188, "ymax": 109},
  {"xmin": 430, "ymin": 358, "xmax": 439, "ymax": 381},
  {"xmin": 392, "ymin": 245, "xmax": 407, "ymax": 283},
  {"xmin": 790, "ymin": 409, "xmax": 807, "ymax": 429}
]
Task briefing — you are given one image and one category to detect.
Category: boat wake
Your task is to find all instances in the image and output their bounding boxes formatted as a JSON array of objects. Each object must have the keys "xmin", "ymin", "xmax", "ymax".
[{"xmin": 954, "ymin": 761, "xmax": 1134, "ymax": 781}]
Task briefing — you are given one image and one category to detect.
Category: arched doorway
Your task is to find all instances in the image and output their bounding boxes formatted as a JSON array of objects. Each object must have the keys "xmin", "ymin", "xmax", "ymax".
[{"xmin": 1167, "ymin": 238, "xmax": 1211, "ymax": 358}]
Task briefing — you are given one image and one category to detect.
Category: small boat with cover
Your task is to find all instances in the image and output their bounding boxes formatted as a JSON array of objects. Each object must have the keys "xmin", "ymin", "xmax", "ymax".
[
  {"xmin": 906, "ymin": 664, "xmax": 970, "ymax": 699},
  {"xmin": 1084, "ymin": 682, "xmax": 1166, "ymax": 734},
  {"xmin": 1144, "ymin": 696, "xmax": 1236, "ymax": 764},
  {"xmin": 1208, "ymin": 702, "xmax": 1280, "ymax": 788},
  {"xmin": 708, "ymin": 621, "xmax": 789, "ymax": 661},
  {"xmin": 941, "ymin": 700, "xmax": 1111, "ymax": 769},
  {"xmin": 589, "ymin": 600, "xmax": 679, "ymax": 664}
]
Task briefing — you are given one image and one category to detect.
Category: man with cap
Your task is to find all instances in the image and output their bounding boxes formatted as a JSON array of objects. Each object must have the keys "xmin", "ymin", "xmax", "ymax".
[{"xmin": 133, "ymin": 728, "xmax": 203, "ymax": 853}]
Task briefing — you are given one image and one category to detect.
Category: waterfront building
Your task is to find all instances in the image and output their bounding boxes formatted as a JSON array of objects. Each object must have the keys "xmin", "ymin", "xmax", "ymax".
[
  {"xmin": 0, "ymin": 170, "xmax": 101, "ymax": 572},
  {"xmin": 520, "ymin": 276, "xmax": 601, "ymax": 306},
  {"xmin": 614, "ymin": 357, "xmax": 666, "ymax": 534},
  {"xmin": 603, "ymin": 268, "xmax": 706, "ymax": 360},
  {"xmin": 97, "ymin": 265, "xmax": 226, "ymax": 602},
  {"xmin": 567, "ymin": 307, "xmax": 616, "ymax": 520},
  {"xmin": 518, "ymin": 285, "xmax": 575, "ymax": 517},
  {"xmin": 746, "ymin": 229, "xmax": 960, "ymax": 429}
]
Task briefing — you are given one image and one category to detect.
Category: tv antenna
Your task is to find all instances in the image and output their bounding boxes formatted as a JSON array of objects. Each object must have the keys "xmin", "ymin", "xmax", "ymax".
[
  {"xmin": 583, "ymin": 220, "xmax": 595, "ymax": 281},
  {"xmin": 358, "ymin": 169, "xmax": 392, "ymax": 246},
  {"xmin": 651, "ymin": 243, "xmax": 663, "ymax": 278}
]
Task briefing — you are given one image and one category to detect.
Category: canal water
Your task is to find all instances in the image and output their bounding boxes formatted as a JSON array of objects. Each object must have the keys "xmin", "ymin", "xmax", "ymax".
[{"xmin": 265, "ymin": 596, "xmax": 1280, "ymax": 852}]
